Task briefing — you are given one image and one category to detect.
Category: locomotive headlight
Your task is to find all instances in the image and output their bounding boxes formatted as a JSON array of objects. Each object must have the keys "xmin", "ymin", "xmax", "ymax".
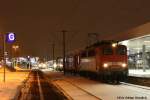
[
  {"xmin": 112, "ymin": 43, "xmax": 117, "ymax": 47},
  {"xmin": 122, "ymin": 63, "xmax": 127, "ymax": 68},
  {"xmin": 103, "ymin": 63, "xmax": 108, "ymax": 68}
]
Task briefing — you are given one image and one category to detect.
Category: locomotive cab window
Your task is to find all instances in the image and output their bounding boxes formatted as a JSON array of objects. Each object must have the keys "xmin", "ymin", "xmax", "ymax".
[
  {"xmin": 103, "ymin": 47, "xmax": 113, "ymax": 55},
  {"xmin": 116, "ymin": 46, "xmax": 126, "ymax": 55}
]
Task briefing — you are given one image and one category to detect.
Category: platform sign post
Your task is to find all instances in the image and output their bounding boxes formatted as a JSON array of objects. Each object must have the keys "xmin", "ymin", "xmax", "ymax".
[{"xmin": 3, "ymin": 32, "xmax": 16, "ymax": 82}]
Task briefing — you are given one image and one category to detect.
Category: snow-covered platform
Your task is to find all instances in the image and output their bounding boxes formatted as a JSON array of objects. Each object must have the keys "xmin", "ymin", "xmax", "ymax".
[
  {"xmin": 129, "ymin": 69, "xmax": 150, "ymax": 78},
  {"xmin": 0, "ymin": 68, "xmax": 30, "ymax": 100},
  {"xmin": 44, "ymin": 71, "xmax": 150, "ymax": 100}
]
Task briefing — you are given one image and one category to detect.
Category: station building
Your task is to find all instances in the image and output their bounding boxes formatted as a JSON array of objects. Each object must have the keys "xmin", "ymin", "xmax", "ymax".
[{"xmin": 100, "ymin": 22, "xmax": 150, "ymax": 76}]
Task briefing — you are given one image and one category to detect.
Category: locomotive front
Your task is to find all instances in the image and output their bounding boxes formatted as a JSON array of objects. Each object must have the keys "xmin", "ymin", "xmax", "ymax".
[{"xmin": 99, "ymin": 43, "xmax": 128, "ymax": 82}]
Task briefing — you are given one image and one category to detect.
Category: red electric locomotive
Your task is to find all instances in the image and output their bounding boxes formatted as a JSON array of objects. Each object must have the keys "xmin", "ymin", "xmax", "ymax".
[{"xmin": 66, "ymin": 41, "xmax": 128, "ymax": 83}]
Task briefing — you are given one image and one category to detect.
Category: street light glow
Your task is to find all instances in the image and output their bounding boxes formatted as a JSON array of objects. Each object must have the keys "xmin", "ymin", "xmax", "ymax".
[{"xmin": 12, "ymin": 45, "xmax": 19, "ymax": 50}]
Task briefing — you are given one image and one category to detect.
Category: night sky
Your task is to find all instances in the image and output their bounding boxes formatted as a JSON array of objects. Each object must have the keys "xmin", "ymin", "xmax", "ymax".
[{"xmin": 1, "ymin": 0, "xmax": 150, "ymax": 59}]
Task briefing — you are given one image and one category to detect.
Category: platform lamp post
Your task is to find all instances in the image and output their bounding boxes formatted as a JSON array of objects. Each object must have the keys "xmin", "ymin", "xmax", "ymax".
[
  {"xmin": 12, "ymin": 45, "xmax": 19, "ymax": 68},
  {"xmin": 3, "ymin": 32, "xmax": 16, "ymax": 82}
]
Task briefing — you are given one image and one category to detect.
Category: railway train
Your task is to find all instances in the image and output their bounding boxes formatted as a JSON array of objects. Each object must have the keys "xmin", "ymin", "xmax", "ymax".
[{"xmin": 57, "ymin": 41, "xmax": 128, "ymax": 83}]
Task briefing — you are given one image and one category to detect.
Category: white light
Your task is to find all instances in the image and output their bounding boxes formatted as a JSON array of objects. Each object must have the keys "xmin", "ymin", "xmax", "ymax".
[
  {"xmin": 42, "ymin": 64, "xmax": 46, "ymax": 67},
  {"xmin": 122, "ymin": 63, "xmax": 127, "ymax": 68},
  {"xmin": 144, "ymin": 41, "xmax": 150, "ymax": 43},
  {"xmin": 39, "ymin": 64, "xmax": 42, "ymax": 67},
  {"xmin": 137, "ymin": 50, "xmax": 140, "ymax": 53},
  {"xmin": 121, "ymin": 40, "xmax": 128, "ymax": 46},
  {"xmin": 78, "ymin": 56, "xmax": 80, "ymax": 64},
  {"xmin": 103, "ymin": 63, "xmax": 108, "ymax": 68},
  {"xmin": 59, "ymin": 64, "xmax": 63, "ymax": 67},
  {"xmin": 112, "ymin": 43, "xmax": 117, "ymax": 47},
  {"xmin": 53, "ymin": 63, "xmax": 57, "ymax": 68}
]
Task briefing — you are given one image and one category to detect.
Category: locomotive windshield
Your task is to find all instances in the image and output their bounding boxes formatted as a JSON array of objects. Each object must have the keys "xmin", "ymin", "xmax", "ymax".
[
  {"xmin": 116, "ymin": 46, "xmax": 126, "ymax": 55},
  {"xmin": 103, "ymin": 47, "xmax": 113, "ymax": 55}
]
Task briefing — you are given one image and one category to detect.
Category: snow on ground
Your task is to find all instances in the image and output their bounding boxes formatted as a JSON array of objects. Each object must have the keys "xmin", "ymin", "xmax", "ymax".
[
  {"xmin": 44, "ymin": 71, "xmax": 150, "ymax": 100},
  {"xmin": 54, "ymin": 80, "xmax": 99, "ymax": 100},
  {"xmin": 0, "ymin": 68, "xmax": 30, "ymax": 100},
  {"xmin": 63, "ymin": 76, "xmax": 150, "ymax": 100},
  {"xmin": 129, "ymin": 69, "xmax": 150, "ymax": 77}
]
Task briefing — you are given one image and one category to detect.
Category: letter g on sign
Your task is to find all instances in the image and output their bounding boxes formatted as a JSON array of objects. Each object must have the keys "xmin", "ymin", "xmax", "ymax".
[
  {"xmin": 6, "ymin": 32, "xmax": 16, "ymax": 43},
  {"xmin": 8, "ymin": 33, "xmax": 15, "ymax": 41}
]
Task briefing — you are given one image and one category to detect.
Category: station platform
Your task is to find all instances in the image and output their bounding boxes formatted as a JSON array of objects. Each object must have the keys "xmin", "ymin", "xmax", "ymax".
[
  {"xmin": 129, "ymin": 69, "xmax": 150, "ymax": 78},
  {"xmin": 44, "ymin": 71, "xmax": 150, "ymax": 100},
  {"xmin": 0, "ymin": 67, "xmax": 30, "ymax": 100}
]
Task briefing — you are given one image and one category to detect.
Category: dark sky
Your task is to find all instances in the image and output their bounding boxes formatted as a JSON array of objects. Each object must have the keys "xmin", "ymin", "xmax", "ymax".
[{"xmin": 1, "ymin": 0, "xmax": 150, "ymax": 59}]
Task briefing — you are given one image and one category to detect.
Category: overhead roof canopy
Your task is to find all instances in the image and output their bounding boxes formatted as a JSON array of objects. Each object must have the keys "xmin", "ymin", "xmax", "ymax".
[
  {"xmin": 120, "ymin": 35, "xmax": 150, "ymax": 53},
  {"xmin": 98, "ymin": 22, "xmax": 150, "ymax": 54},
  {"xmin": 100, "ymin": 22, "xmax": 150, "ymax": 41}
]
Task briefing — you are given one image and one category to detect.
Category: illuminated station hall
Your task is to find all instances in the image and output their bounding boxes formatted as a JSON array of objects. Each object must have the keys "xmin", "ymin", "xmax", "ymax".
[{"xmin": 102, "ymin": 22, "xmax": 150, "ymax": 77}]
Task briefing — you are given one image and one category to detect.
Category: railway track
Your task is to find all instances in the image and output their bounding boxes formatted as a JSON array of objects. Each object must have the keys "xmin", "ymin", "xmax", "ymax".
[
  {"xmin": 18, "ymin": 70, "xmax": 149, "ymax": 100},
  {"xmin": 19, "ymin": 70, "xmax": 67, "ymax": 100}
]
